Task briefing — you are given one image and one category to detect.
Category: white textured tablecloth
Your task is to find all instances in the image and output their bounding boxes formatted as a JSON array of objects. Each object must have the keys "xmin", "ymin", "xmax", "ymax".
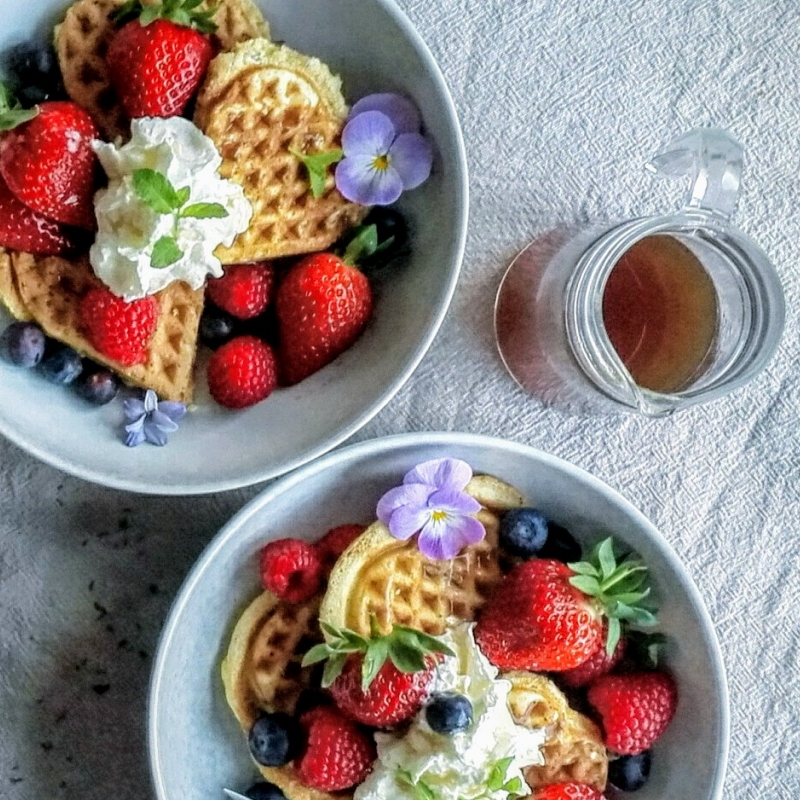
[{"xmin": 2, "ymin": 0, "xmax": 800, "ymax": 796}]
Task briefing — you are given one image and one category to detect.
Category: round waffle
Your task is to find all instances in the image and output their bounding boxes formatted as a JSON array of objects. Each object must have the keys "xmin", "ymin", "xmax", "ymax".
[
  {"xmin": 319, "ymin": 475, "xmax": 524, "ymax": 638},
  {"xmin": 11, "ymin": 251, "xmax": 202, "ymax": 402},
  {"xmin": 0, "ymin": 248, "xmax": 32, "ymax": 321},
  {"xmin": 55, "ymin": 0, "xmax": 270, "ymax": 141},
  {"xmin": 194, "ymin": 38, "xmax": 367, "ymax": 263},
  {"xmin": 505, "ymin": 670, "xmax": 609, "ymax": 792}
]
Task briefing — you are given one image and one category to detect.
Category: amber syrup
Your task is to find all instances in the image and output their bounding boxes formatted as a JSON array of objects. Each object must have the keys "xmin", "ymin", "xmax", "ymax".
[{"xmin": 601, "ymin": 234, "xmax": 718, "ymax": 394}]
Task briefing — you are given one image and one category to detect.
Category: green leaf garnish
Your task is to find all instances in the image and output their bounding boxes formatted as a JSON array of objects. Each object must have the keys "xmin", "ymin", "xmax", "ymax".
[
  {"xmin": 151, "ymin": 236, "xmax": 183, "ymax": 268},
  {"xmin": 289, "ymin": 147, "xmax": 343, "ymax": 199},
  {"xmin": 133, "ymin": 168, "xmax": 182, "ymax": 214},
  {"xmin": 180, "ymin": 202, "xmax": 229, "ymax": 219},
  {"xmin": 568, "ymin": 536, "xmax": 659, "ymax": 656},
  {"xmin": 113, "ymin": 0, "xmax": 218, "ymax": 32},
  {"xmin": 302, "ymin": 616, "xmax": 454, "ymax": 691},
  {"xmin": 396, "ymin": 769, "xmax": 436, "ymax": 800}
]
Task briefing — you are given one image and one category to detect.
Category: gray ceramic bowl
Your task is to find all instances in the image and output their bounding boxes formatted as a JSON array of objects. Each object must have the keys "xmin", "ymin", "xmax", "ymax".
[
  {"xmin": 0, "ymin": 0, "xmax": 467, "ymax": 493},
  {"xmin": 149, "ymin": 432, "xmax": 729, "ymax": 800}
]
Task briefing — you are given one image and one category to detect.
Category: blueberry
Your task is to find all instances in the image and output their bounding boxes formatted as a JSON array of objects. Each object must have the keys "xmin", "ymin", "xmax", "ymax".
[
  {"xmin": 425, "ymin": 692, "xmax": 473, "ymax": 734},
  {"xmin": 538, "ymin": 523, "xmax": 582, "ymax": 563},
  {"xmin": 499, "ymin": 507, "xmax": 549, "ymax": 557},
  {"xmin": 74, "ymin": 367, "xmax": 120, "ymax": 406},
  {"xmin": 608, "ymin": 750, "xmax": 651, "ymax": 791},
  {"xmin": 0, "ymin": 322, "xmax": 46, "ymax": 367},
  {"xmin": 37, "ymin": 344, "xmax": 83, "ymax": 385},
  {"xmin": 199, "ymin": 306, "xmax": 236, "ymax": 349},
  {"xmin": 4, "ymin": 41, "xmax": 64, "ymax": 103},
  {"xmin": 248, "ymin": 713, "xmax": 299, "ymax": 767},
  {"xmin": 243, "ymin": 781, "xmax": 287, "ymax": 800}
]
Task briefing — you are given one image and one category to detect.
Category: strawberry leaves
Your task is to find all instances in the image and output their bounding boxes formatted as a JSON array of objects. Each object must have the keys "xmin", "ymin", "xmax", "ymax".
[
  {"xmin": 0, "ymin": 83, "xmax": 38, "ymax": 132},
  {"xmin": 113, "ymin": 0, "xmax": 218, "ymax": 33},
  {"xmin": 132, "ymin": 167, "xmax": 228, "ymax": 268},
  {"xmin": 303, "ymin": 616, "xmax": 454, "ymax": 691},
  {"xmin": 568, "ymin": 536, "xmax": 658, "ymax": 655}
]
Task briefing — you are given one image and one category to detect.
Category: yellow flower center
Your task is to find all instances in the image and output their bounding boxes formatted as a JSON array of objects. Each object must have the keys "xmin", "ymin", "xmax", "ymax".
[
  {"xmin": 373, "ymin": 154, "xmax": 390, "ymax": 171},
  {"xmin": 431, "ymin": 510, "xmax": 449, "ymax": 522}
]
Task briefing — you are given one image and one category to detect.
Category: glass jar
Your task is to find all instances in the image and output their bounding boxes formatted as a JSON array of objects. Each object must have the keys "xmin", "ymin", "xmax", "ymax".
[{"xmin": 494, "ymin": 128, "xmax": 785, "ymax": 416}]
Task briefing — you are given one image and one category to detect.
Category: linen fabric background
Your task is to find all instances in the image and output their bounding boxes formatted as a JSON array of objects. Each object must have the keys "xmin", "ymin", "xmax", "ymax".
[{"xmin": 1, "ymin": 0, "xmax": 799, "ymax": 796}]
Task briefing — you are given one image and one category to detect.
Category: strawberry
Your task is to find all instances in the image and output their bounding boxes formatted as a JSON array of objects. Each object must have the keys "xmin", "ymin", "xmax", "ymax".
[
  {"xmin": 475, "ymin": 538, "xmax": 657, "ymax": 672},
  {"xmin": 106, "ymin": 0, "xmax": 215, "ymax": 120},
  {"xmin": 0, "ymin": 175, "xmax": 75, "ymax": 254},
  {"xmin": 80, "ymin": 288, "xmax": 158, "ymax": 366},
  {"xmin": 558, "ymin": 627, "xmax": 626, "ymax": 688},
  {"xmin": 586, "ymin": 670, "xmax": 678, "ymax": 755},
  {"xmin": 259, "ymin": 538, "xmax": 323, "ymax": 604},
  {"xmin": 206, "ymin": 262, "xmax": 275, "ymax": 320},
  {"xmin": 531, "ymin": 782, "xmax": 607, "ymax": 800},
  {"xmin": 303, "ymin": 620, "xmax": 453, "ymax": 727},
  {"xmin": 295, "ymin": 706, "xmax": 375, "ymax": 791},
  {"xmin": 0, "ymin": 101, "xmax": 99, "ymax": 229},
  {"xmin": 206, "ymin": 335, "xmax": 278, "ymax": 409},
  {"xmin": 275, "ymin": 252, "xmax": 373, "ymax": 385},
  {"xmin": 329, "ymin": 655, "xmax": 434, "ymax": 727},
  {"xmin": 315, "ymin": 523, "xmax": 365, "ymax": 574}
]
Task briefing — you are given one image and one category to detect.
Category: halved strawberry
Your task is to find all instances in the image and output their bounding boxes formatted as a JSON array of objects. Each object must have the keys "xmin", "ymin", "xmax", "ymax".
[
  {"xmin": 0, "ymin": 100, "xmax": 99, "ymax": 229},
  {"xmin": 107, "ymin": 0, "xmax": 215, "ymax": 120}
]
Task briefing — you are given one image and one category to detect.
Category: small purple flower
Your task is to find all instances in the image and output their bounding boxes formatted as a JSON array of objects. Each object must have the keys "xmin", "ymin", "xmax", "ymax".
[
  {"xmin": 335, "ymin": 93, "xmax": 433, "ymax": 206},
  {"xmin": 122, "ymin": 389, "xmax": 186, "ymax": 447},
  {"xmin": 376, "ymin": 458, "xmax": 484, "ymax": 560}
]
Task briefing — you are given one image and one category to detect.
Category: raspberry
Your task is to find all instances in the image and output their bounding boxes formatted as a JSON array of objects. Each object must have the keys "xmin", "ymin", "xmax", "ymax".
[
  {"xmin": 532, "ymin": 782, "xmax": 607, "ymax": 799},
  {"xmin": 259, "ymin": 538, "xmax": 323, "ymax": 603},
  {"xmin": 587, "ymin": 670, "xmax": 678, "ymax": 755},
  {"xmin": 296, "ymin": 706, "xmax": 375, "ymax": 791},
  {"xmin": 206, "ymin": 262, "xmax": 275, "ymax": 320},
  {"xmin": 80, "ymin": 288, "xmax": 158, "ymax": 366},
  {"xmin": 315, "ymin": 524, "xmax": 365, "ymax": 574},
  {"xmin": 207, "ymin": 335, "xmax": 277, "ymax": 409}
]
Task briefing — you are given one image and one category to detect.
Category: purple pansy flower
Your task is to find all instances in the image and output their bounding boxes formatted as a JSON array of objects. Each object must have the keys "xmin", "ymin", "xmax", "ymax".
[
  {"xmin": 122, "ymin": 389, "xmax": 186, "ymax": 447},
  {"xmin": 335, "ymin": 93, "xmax": 433, "ymax": 206},
  {"xmin": 376, "ymin": 458, "xmax": 484, "ymax": 560}
]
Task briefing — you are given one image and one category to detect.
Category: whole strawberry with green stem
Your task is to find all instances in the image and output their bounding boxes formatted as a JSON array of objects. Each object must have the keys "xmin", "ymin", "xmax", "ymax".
[
  {"xmin": 0, "ymin": 84, "xmax": 99, "ymax": 230},
  {"xmin": 303, "ymin": 616, "xmax": 454, "ymax": 727},
  {"xmin": 107, "ymin": 0, "xmax": 216, "ymax": 120},
  {"xmin": 275, "ymin": 225, "xmax": 393, "ymax": 385},
  {"xmin": 475, "ymin": 537, "xmax": 657, "ymax": 672}
]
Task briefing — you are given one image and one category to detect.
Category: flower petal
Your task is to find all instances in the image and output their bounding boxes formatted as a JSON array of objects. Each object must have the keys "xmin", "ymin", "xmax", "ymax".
[
  {"xmin": 149, "ymin": 409, "xmax": 179, "ymax": 433},
  {"xmin": 336, "ymin": 155, "xmax": 403, "ymax": 206},
  {"xmin": 143, "ymin": 420, "xmax": 169, "ymax": 447},
  {"xmin": 157, "ymin": 401, "xmax": 187, "ymax": 422},
  {"xmin": 122, "ymin": 398, "xmax": 146, "ymax": 422},
  {"xmin": 454, "ymin": 515, "xmax": 487, "ymax": 548},
  {"xmin": 376, "ymin": 483, "xmax": 431, "ymax": 523},
  {"xmin": 388, "ymin": 132, "xmax": 433, "ymax": 190},
  {"xmin": 387, "ymin": 505, "xmax": 432, "ymax": 541},
  {"xmin": 341, "ymin": 110, "xmax": 396, "ymax": 157},
  {"xmin": 417, "ymin": 517, "xmax": 461, "ymax": 560},
  {"xmin": 405, "ymin": 458, "xmax": 472, "ymax": 492},
  {"xmin": 349, "ymin": 93, "xmax": 421, "ymax": 135},
  {"xmin": 143, "ymin": 389, "xmax": 158, "ymax": 413},
  {"xmin": 124, "ymin": 422, "xmax": 145, "ymax": 448},
  {"xmin": 428, "ymin": 486, "xmax": 481, "ymax": 516}
]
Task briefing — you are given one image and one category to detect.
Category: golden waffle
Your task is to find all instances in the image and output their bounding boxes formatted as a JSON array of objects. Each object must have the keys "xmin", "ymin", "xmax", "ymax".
[
  {"xmin": 319, "ymin": 475, "xmax": 525, "ymax": 638},
  {"xmin": 55, "ymin": 0, "xmax": 270, "ymax": 141},
  {"xmin": 220, "ymin": 590, "xmax": 341, "ymax": 800},
  {"xmin": 0, "ymin": 248, "xmax": 32, "ymax": 321},
  {"xmin": 194, "ymin": 38, "xmax": 367, "ymax": 264},
  {"xmin": 11, "ymin": 251, "xmax": 202, "ymax": 402},
  {"xmin": 505, "ymin": 670, "xmax": 608, "ymax": 792}
]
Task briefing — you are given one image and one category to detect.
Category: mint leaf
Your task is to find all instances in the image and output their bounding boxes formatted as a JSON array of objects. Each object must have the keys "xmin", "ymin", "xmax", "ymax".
[
  {"xmin": 0, "ymin": 83, "xmax": 38, "ymax": 131},
  {"xmin": 180, "ymin": 202, "xmax": 229, "ymax": 219},
  {"xmin": 150, "ymin": 236, "xmax": 183, "ymax": 268},
  {"xmin": 176, "ymin": 186, "xmax": 191, "ymax": 207},
  {"xmin": 290, "ymin": 147, "xmax": 343, "ymax": 199},
  {"xmin": 133, "ymin": 168, "xmax": 182, "ymax": 214}
]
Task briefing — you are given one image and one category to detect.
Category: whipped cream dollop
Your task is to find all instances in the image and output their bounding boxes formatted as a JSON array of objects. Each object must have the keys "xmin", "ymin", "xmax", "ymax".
[
  {"xmin": 90, "ymin": 117, "xmax": 252, "ymax": 300},
  {"xmin": 354, "ymin": 620, "xmax": 546, "ymax": 800}
]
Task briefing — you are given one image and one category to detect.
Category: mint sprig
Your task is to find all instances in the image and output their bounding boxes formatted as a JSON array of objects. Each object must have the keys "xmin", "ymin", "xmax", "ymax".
[
  {"xmin": 289, "ymin": 147, "xmax": 343, "ymax": 199},
  {"xmin": 396, "ymin": 769, "xmax": 436, "ymax": 800},
  {"xmin": 0, "ymin": 83, "xmax": 38, "ymax": 132},
  {"xmin": 302, "ymin": 616, "xmax": 454, "ymax": 691},
  {"xmin": 568, "ymin": 536, "xmax": 658, "ymax": 655},
  {"xmin": 132, "ymin": 167, "xmax": 229, "ymax": 269}
]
